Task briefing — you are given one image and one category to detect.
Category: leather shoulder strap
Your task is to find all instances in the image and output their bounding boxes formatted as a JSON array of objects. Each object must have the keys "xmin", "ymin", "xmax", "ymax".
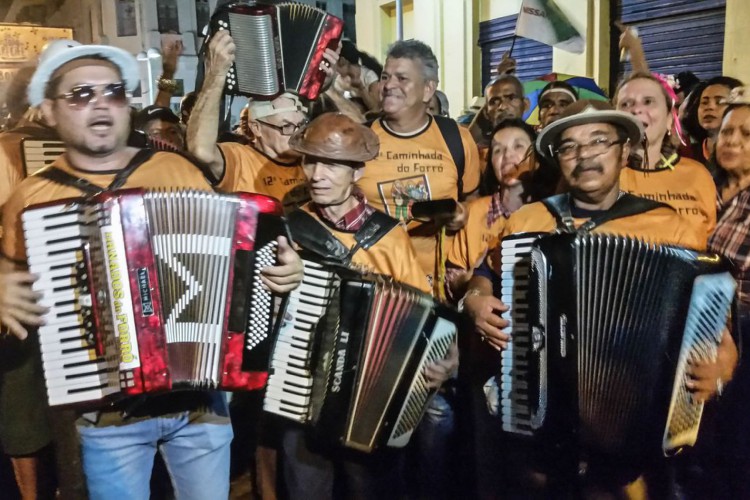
[
  {"xmin": 433, "ymin": 115, "xmax": 466, "ymax": 198},
  {"xmin": 286, "ymin": 209, "xmax": 350, "ymax": 264},
  {"xmin": 540, "ymin": 194, "xmax": 575, "ymax": 232},
  {"xmin": 584, "ymin": 194, "xmax": 671, "ymax": 232},
  {"xmin": 541, "ymin": 192, "xmax": 673, "ymax": 233},
  {"xmin": 35, "ymin": 167, "xmax": 101, "ymax": 195},
  {"xmin": 33, "ymin": 148, "xmax": 156, "ymax": 196},
  {"xmin": 351, "ymin": 210, "xmax": 399, "ymax": 253}
]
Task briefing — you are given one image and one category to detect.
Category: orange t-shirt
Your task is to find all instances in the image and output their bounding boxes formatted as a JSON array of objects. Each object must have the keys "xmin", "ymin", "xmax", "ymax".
[
  {"xmin": 619, "ymin": 157, "xmax": 715, "ymax": 244},
  {"xmin": 299, "ymin": 204, "xmax": 431, "ymax": 294},
  {"xmin": 447, "ymin": 195, "xmax": 507, "ymax": 271},
  {"xmin": 3, "ymin": 151, "xmax": 215, "ymax": 263},
  {"xmin": 357, "ymin": 117, "xmax": 481, "ymax": 290},
  {"xmin": 502, "ymin": 199, "xmax": 706, "ymax": 251},
  {"xmin": 0, "ymin": 131, "xmax": 30, "ymax": 212},
  {"xmin": 217, "ymin": 142, "xmax": 309, "ymax": 213}
]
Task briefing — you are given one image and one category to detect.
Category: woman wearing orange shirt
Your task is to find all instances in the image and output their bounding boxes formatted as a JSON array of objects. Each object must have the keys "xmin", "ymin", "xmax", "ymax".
[
  {"xmin": 445, "ymin": 118, "xmax": 556, "ymax": 299},
  {"xmin": 615, "ymin": 72, "xmax": 716, "ymax": 243}
]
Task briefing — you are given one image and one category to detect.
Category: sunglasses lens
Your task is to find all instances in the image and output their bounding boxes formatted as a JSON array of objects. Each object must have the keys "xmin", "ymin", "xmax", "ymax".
[
  {"xmin": 67, "ymin": 86, "xmax": 96, "ymax": 108},
  {"xmin": 104, "ymin": 84, "xmax": 129, "ymax": 106},
  {"xmin": 64, "ymin": 83, "xmax": 128, "ymax": 108}
]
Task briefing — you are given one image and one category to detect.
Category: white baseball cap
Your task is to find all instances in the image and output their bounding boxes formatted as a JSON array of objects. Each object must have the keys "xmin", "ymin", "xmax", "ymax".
[
  {"xmin": 248, "ymin": 92, "xmax": 308, "ymax": 120},
  {"xmin": 27, "ymin": 39, "xmax": 139, "ymax": 107}
]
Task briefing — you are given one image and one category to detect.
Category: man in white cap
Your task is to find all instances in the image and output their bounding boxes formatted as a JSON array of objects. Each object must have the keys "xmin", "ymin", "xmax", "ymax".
[
  {"xmin": 0, "ymin": 39, "xmax": 303, "ymax": 499},
  {"xmin": 461, "ymin": 100, "xmax": 736, "ymax": 498},
  {"xmin": 188, "ymin": 30, "xmax": 339, "ymax": 213}
]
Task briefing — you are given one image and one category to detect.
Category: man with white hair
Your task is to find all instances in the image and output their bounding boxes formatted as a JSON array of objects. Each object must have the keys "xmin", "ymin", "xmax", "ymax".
[{"xmin": 188, "ymin": 29, "xmax": 339, "ymax": 213}]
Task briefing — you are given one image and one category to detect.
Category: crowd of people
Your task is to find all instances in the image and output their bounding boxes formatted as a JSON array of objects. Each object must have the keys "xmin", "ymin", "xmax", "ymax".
[{"xmin": 0, "ymin": 12, "xmax": 748, "ymax": 500}]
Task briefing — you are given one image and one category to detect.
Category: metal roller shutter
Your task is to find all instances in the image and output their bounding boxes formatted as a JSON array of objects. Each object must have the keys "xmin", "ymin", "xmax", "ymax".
[
  {"xmin": 478, "ymin": 15, "xmax": 553, "ymax": 88},
  {"xmin": 614, "ymin": 0, "xmax": 726, "ymax": 86}
]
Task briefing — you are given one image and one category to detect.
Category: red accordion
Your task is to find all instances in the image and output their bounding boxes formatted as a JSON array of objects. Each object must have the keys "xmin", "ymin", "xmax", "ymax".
[
  {"xmin": 22, "ymin": 189, "xmax": 285, "ymax": 407},
  {"xmin": 210, "ymin": 2, "xmax": 344, "ymax": 100}
]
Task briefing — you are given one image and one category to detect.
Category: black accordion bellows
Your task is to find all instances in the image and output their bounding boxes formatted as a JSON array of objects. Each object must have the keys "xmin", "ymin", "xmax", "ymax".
[
  {"xmin": 264, "ymin": 258, "xmax": 457, "ymax": 452},
  {"xmin": 499, "ymin": 232, "xmax": 735, "ymax": 460}
]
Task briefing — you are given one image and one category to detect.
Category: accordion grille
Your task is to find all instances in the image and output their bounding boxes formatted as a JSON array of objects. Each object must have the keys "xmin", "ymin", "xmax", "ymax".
[
  {"xmin": 387, "ymin": 317, "xmax": 455, "ymax": 447},
  {"xmin": 229, "ymin": 12, "xmax": 279, "ymax": 97},
  {"xmin": 663, "ymin": 272, "xmax": 735, "ymax": 452},
  {"xmin": 143, "ymin": 190, "xmax": 238, "ymax": 386}
]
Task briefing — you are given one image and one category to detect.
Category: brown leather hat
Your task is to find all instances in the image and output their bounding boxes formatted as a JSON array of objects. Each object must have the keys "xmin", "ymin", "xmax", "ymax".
[{"xmin": 288, "ymin": 112, "xmax": 379, "ymax": 163}]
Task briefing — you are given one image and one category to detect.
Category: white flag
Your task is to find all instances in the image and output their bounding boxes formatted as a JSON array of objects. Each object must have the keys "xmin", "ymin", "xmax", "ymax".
[{"xmin": 516, "ymin": 0, "xmax": 585, "ymax": 54}]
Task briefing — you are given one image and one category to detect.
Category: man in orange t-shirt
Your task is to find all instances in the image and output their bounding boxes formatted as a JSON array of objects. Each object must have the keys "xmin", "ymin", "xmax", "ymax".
[
  {"xmin": 462, "ymin": 100, "xmax": 734, "ymax": 498},
  {"xmin": 188, "ymin": 30, "xmax": 339, "ymax": 213},
  {"xmin": 279, "ymin": 111, "xmax": 455, "ymax": 499},
  {"xmin": 357, "ymin": 39, "xmax": 481, "ymax": 296},
  {"xmin": 0, "ymin": 40, "xmax": 304, "ymax": 500}
]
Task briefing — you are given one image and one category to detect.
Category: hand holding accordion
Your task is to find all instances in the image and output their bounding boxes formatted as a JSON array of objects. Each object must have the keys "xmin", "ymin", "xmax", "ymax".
[
  {"xmin": 23, "ymin": 189, "xmax": 287, "ymax": 407},
  {"xmin": 210, "ymin": 2, "xmax": 344, "ymax": 100},
  {"xmin": 495, "ymin": 232, "xmax": 736, "ymax": 459}
]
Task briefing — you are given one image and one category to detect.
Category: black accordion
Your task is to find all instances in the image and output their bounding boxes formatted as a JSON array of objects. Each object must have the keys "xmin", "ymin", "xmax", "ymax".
[
  {"xmin": 23, "ymin": 189, "xmax": 285, "ymax": 407},
  {"xmin": 263, "ymin": 258, "xmax": 457, "ymax": 452},
  {"xmin": 210, "ymin": 2, "xmax": 344, "ymax": 100},
  {"xmin": 496, "ymin": 232, "xmax": 735, "ymax": 458}
]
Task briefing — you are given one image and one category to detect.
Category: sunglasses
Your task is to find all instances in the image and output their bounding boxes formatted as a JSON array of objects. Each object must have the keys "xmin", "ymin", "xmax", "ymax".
[{"xmin": 54, "ymin": 82, "xmax": 130, "ymax": 109}]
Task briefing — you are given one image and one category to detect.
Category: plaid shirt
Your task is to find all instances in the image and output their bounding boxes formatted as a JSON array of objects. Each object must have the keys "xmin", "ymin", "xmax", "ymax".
[
  {"xmin": 313, "ymin": 190, "xmax": 375, "ymax": 231},
  {"xmin": 486, "ymin": 192, "xmax": 512, "ymax": 229},
  {"xmin": 708, "ymin": 189, "xmax": 750, "ymax": 310}
]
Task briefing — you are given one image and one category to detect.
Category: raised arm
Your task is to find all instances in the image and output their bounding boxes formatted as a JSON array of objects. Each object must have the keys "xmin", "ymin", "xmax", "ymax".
[
  {"xmin": 186, "ymin": 30, "xmax": 235, "ymax": 181},
  {"xmin": 616, "ymin": 21, "xmax": 649, "ymax": 75},
  {"xmin": 154, "ymin": 39, "xmax": 183, "ymax": 108}
]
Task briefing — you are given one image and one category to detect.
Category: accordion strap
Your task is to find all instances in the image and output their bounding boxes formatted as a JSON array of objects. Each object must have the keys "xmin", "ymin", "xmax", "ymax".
[
  {"xmin": 287, "ymin": 209, "xmax": 399, "ymax": 266},
  {"xmin": 35, "ymin": 148, "xmax": 156, "ymax": 196},
  {"xmin": 541, "ymin": 192, "xmax": 671, "ymax": 233}
]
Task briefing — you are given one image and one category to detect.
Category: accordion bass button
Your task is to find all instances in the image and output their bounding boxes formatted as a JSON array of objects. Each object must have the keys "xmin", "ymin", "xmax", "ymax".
[{"xmin": 531, "ymin": 326, "xmax": 544, "ymax": 351}]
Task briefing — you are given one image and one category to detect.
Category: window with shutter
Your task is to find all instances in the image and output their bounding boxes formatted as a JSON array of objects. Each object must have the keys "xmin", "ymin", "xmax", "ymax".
[{"xmin": 612, "ymin": 0, "xmax": 726, "ymax": 89}]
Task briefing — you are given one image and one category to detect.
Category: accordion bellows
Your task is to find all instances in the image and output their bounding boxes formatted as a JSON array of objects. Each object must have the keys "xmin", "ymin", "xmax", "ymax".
[
  {"xmin": 497, "ymin": 232, "xmax": 735, "ymax": 459},
  {"xmin": 23, "ymin": 189, "xmax": 285, "ymax": 407},
  {"xmin": 264, "ymin": 258, "xmax": 457, "ymax": 452},
  {"xmin": 211, "ymin": 2, "xmax": 344, "ymax": 100}
]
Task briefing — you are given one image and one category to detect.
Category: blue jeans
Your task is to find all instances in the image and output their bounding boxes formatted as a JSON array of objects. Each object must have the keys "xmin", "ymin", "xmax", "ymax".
[
  {"xmin": 77, "ymin": 404, "xmax": 233, "ymax": 500},
  {"xmin": 412, "ymin": 391, "xmax": 456, "ymax": 499}
]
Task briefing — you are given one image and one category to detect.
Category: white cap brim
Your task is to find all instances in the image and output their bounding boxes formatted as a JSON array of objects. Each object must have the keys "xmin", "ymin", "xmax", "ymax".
[{"xmin": 28, "ymin": 43, "xmax": 139, "ymax": 107}]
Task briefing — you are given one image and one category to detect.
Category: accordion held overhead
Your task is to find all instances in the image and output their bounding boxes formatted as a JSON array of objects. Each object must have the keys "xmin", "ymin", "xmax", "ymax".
[
  {"xmin": 263, "ymin": 258, "xmax": 457, "ymax": 452},
  {"xmin": 497, "ymin": 232, "xmax": 735, "ymax": 459},
  {"xmin": 211, "ymin": 2, "xmax": 344, "ymax": 101},
  {"xmin": 23, "ymin": 189, "xmax": 286, "ymax": 407}
]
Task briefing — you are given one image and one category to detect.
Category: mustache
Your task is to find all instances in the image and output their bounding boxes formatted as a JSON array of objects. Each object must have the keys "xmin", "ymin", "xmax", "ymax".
[{"xmin": 571, "ymin": 161, "xmax": 604, "ymax": 178}]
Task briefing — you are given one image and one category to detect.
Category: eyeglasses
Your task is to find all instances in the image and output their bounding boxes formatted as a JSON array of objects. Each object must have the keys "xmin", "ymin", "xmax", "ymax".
[
  {"xmin": 54, "ymin": 82, "xmax": 129, "ymax": 109},
  {"xmin": 554, "ymin": 137, "xmax": 625, "ymax": 160},
  {"xmin": 258, "ymin": 119, "xmax": 308, "ymax": 136}
]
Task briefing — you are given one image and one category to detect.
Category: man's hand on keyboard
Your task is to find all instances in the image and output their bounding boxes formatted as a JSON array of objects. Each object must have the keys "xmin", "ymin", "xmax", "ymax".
[
  {"xmin": 0, "ymin": 267, "xmax": 47, "ymax": 340},
  {"xmin": 261, "ymin": 236, "xmax": 304, "ymax": 294},
  {"xmin": 464, "ymin": 292, "xmax": 510, "ymax": 351}
]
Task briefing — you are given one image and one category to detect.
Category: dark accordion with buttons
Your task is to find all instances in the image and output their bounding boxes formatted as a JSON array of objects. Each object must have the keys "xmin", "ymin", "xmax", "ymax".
[
  {"xmin": 263, "ymin": 258, "xmax": 458, "ymax": 452},
  {"xmin": 210, "ymin": 2, "xmax": 344, "ymax": 100},
  {"xmin": 496, "ymin": 232, "xmax": 735, "ymax": 459},
  {"xmin": 22, "ymin": 189, "xmax": 286, "ymax": 407}
]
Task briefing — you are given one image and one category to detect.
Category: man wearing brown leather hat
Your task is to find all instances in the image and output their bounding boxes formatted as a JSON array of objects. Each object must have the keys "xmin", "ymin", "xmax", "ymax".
[
  {"xmin": 287, "ymin": 112, "xmax": 429, "ymax": 292},
  {"xmin": 279, "ymin": 112, "xmax": 458, "ymax": 499}
]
